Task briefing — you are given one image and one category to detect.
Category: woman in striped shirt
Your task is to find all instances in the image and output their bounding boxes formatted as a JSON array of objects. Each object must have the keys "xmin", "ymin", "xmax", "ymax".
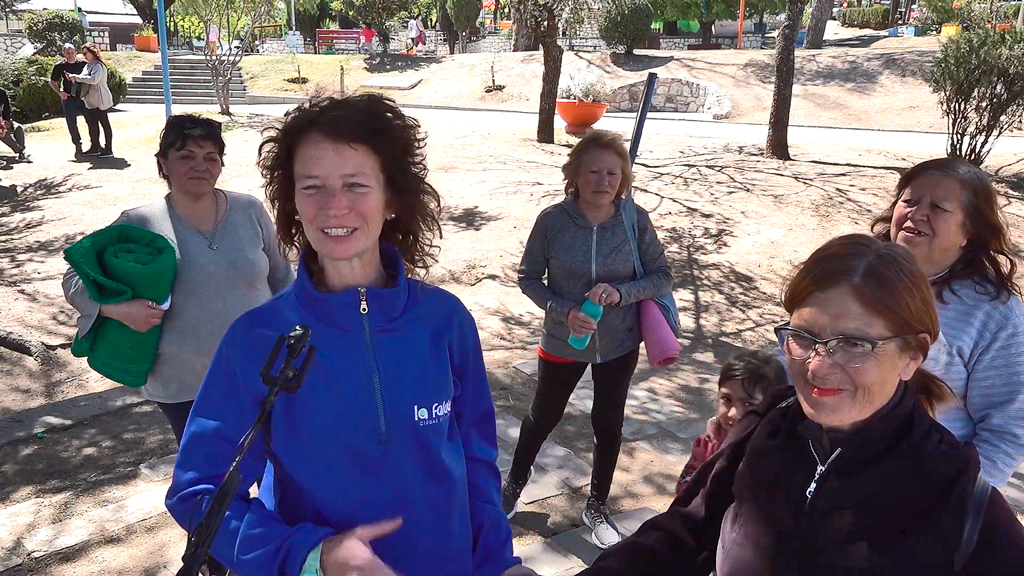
[{"xmin": 871, "ymin": 156, "xmax": 1024, "ymax": 486}]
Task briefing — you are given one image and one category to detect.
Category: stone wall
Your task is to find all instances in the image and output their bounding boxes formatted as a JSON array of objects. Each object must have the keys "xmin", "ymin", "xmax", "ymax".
[
  {"xmin": 660, "ymin": 33, "xmax": 764, "ymax": 50},
  {"xmin": 607, "ymin": 77, "xmax": 732, "ymax": 119},
  {"xmin": 0, "ymin": 32, "xmax": 30, "ymax": 54},
  {"xmin": 84, "ymin": 27, "xmax": 111, "ymax": 52}
]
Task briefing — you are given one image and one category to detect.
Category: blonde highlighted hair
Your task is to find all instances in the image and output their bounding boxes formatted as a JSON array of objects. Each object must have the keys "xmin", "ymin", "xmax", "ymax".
[{"xmin": 561, "ymin": 130, "xmax": 633, "ymax": 198}]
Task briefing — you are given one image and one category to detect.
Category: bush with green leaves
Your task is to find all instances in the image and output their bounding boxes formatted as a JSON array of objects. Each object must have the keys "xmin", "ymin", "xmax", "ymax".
[
  {"xmin": 931, "ymin": 28, "xmax": 1024, "ymax": 165},
  {"xmin": 24, "ymin": 10, "xmax": 86, "ymax": 56},
  {"xmin": 599, "ymin": 0, "xmax": 655, "ymax": 56},
  {"xmin": 837, "ymin": 6, "xmax": 890, "ymax": 30},
  {"xmin": 107, "ymin": 65, "xmax": 128, "ymax": 107}
]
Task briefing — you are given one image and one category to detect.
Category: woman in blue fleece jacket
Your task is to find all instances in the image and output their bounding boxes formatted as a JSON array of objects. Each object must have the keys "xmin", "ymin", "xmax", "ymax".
[{"xmin": 165, "ymin": 94, "xmax": 531, "ymax": 576}]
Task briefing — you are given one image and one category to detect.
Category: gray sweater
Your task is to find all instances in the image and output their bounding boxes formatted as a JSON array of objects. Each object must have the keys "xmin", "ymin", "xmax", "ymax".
[
  {"xmin": 63, "ymin": 191, "xmax": 294, "ymax": 403},
  {"xmin": 518, "ymin": 197, "xmax": 673, "ymax": 363},
  {"xmin": 925, "ymin": 278, "xmax": 1024, "ymax": 486}
]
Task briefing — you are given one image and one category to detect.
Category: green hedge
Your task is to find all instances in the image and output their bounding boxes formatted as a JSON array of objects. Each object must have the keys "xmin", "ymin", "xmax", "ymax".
[
  {"xmin": 837, "ymin": 6, "xmax": 891, "ymax": 30},
  {"xmin": 0, "ymin": 54, "xmax": 128, "ymax": 123}
]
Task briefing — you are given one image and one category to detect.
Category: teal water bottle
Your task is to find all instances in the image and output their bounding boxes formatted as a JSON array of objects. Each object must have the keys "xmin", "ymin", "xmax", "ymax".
[{"xmin": 568, "ymin": 299, "xmax": 604, "ymax": 350}]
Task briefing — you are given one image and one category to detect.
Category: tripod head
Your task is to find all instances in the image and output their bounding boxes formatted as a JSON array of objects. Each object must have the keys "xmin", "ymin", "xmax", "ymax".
[{"xmin": 261, "ymin": 325, "xmax": 315, "ymax": 394}]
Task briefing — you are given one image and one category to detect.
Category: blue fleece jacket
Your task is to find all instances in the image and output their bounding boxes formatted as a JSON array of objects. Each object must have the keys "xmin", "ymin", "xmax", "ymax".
[{"xmin": 165, "ymin": 244, "xmax": 518, "ymax": 576}]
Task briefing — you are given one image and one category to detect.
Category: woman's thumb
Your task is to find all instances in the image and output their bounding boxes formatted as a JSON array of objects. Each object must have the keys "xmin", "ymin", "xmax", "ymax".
[{"xmin": 352, "ymin": 517, "xmax": 403, "ymax": 543}]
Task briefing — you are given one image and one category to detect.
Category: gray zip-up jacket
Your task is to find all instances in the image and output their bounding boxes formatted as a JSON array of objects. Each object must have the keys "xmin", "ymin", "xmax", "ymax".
[{"xmin": 518, "ymin": 197, "xmax": 673, "ymax": 364}]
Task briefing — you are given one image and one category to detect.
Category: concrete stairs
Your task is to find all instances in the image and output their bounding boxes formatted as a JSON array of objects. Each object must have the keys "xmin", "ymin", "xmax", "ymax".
[{"xmin": 122, "ymin": 55, "xmax": 247, "ymax": 105}]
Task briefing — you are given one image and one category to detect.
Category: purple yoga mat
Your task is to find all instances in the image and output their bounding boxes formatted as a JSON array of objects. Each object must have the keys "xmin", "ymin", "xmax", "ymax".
[{"xmin": 640, "ymin": 299, "xmax": 681, "ymax": 367}]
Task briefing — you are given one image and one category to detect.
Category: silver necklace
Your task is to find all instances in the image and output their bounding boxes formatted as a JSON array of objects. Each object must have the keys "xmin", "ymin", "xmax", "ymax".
[{"xmin": 169, "ymin": 190, "xmax": 222, "ymax": 250}]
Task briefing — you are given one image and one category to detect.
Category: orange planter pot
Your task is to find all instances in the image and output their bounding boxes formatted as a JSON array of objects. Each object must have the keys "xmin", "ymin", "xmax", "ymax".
[
  {"xmin": 556, "ymin": 99, "xmax": 610, "ymax": 136},
  {"xmin": 133, "ymin": 35, "xmax": 159, "ymax": 52}
]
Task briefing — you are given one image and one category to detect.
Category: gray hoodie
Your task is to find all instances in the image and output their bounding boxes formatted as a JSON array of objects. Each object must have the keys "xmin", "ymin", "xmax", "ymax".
[{"xmin": 518, "ymin": 197, "xmax": 673, "ymax": 364}]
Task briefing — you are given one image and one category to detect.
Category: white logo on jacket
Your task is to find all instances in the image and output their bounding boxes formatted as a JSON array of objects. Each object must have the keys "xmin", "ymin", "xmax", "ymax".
[{"xmin": 414, "ymin": 399, "xmax": 452, "ymax": 426}]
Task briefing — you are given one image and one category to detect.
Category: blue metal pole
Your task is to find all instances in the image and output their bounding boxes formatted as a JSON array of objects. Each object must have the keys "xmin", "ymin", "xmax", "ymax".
[{"xmin": 156, "ymin": 0, "xmax": 172, "ymax": 118}]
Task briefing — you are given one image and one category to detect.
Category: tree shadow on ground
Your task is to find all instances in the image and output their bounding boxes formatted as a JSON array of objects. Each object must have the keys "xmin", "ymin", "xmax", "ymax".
[
  {"xmin": 659, "ymin": 219, "xmax": 783, "ymax": 357},
  {"xmin": 444, "ymin": 205, "xmax": 500, "ymax": 232},
  {"xmin": 738, "ymin": 49, "xmax": 936, "ymax": 91},
  {"xmin": 633, "ymin": 144, "xmax": 899, "ymax": 221},
  {"xmin": 365, "ymin": 54, "xmax": 434, "ymax": 74},
  {"xmin": 0, "ymin": 176, "xmax": 86, "ymax": 287},
  {"xmin": 610, "ymin": 53, "xmax": 674, "ymax": 72},
  {"xmin": 0, "ymin": 402, "xmax": 176, "ymax": 557},
  {"xmin": 0, "ymin": 175, "xmax": 79, "ymax": 217}
]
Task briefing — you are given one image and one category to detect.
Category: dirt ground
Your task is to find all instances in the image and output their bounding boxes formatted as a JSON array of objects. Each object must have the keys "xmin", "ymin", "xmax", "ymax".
[{"xmin": 2, "ymin": 105, "xmax": 1022, "ymax": 572}]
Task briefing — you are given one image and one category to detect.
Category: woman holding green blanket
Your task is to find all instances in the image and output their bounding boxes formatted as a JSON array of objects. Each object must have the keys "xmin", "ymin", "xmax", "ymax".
[{"xmin": 63, "ymin": 114, "xmax": 294, "ymax": 445}]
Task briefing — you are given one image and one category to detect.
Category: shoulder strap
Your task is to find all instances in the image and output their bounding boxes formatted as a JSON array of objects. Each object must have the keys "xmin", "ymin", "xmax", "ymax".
[
  {"xmin": 954, "ymin": 471, "xmax": 991, "ymax": 572},
  {"xmin": 619, "ymin": 192, "xmax": 645, "ymax": 280}
]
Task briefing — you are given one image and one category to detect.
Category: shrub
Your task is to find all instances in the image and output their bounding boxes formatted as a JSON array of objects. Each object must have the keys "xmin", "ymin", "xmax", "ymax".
[
  {"xmin": 837, "ymin": 6, "xmax": 891, "ymax": 30},
  {"xmin": 24, "ymin": 10, "xmax": 86, "ymax": 56},
  {"xmin": 598, "ymin": 0, "xmax": 655, "ymax": 56},
  {"xmin": 107, "ymin": 65, "xmax": 128, "ymax": 107},
  {"xmin": 931, "ymin": 28, "xmax": 1024, "ymax": 165}
]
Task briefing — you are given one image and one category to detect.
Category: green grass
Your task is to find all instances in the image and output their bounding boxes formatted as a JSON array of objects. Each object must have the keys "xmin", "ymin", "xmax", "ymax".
[
  {"xmin": 105, "ymin": 52, "xmax": 162, "ymax": 80},
  {"xmin": 238, "ymin": 54, "xmax": 366, "ymax": 95}
]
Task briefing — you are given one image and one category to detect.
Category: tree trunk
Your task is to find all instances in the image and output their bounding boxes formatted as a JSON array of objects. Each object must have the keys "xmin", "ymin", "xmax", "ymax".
[
  {"xmin": 888, "ymin": 0, "xmax": 901, "ymax": 27},
  {"xmin": 513, "ymin": 5, "xmax": 540, "ymax": 50},
  {"xmin": 0, "ymin": 329, "xmax": 60, "ymax": 364},
  {"xmin": 698, "ymin": 20, "xmax": 714, "ymax": 45},
  {"xmin": 766, "ymin": 0, "xmax": 806, "ymax": 160},
  {"xmin": 537, "ymin": 13, "xmax": 563, "ymax": 144},
  {"xmin": 805, "ymin": 0, "xmax": 835, "ymax": 49}
]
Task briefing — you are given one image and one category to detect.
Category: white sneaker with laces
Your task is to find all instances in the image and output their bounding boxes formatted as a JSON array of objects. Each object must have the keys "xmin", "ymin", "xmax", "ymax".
[{"xmin": 582, "ymin": 496, "xmax": 620, "ymax": 549}]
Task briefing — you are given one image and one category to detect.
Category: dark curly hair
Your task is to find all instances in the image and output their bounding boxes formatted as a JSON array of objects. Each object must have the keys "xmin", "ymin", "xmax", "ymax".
[
  {"xmin": 155, "ymin": 114, "xmax": 226, "ymax": 186},
  {"xmin": 258, "ymin": 94, "xmax": 442, "ymax": 278},
  {"xmin": 870, "ymin": 156, "xmax": 1021, "ymax": 303}
]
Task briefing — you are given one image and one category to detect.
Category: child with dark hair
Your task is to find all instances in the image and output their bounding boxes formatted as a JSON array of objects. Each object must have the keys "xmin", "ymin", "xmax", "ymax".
[{"xmin": 676, "ymin": 349, "xmax": 787, "ymax": 495}]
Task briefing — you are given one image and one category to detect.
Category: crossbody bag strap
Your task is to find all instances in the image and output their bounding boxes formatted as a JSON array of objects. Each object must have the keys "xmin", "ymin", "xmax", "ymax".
[
  {"xmin": 953, "ymin": 470, "xmax": 991, "ymax": 571},
  {"xmin": 620, "ymin": 191, "xmax": 645, "ymax": 280}
]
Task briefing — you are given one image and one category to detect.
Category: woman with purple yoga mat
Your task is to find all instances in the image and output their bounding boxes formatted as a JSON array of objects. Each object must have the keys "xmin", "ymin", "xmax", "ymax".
[{"xmin": 505, "ymin": 130, "xmax": 673, "ymax": 550}]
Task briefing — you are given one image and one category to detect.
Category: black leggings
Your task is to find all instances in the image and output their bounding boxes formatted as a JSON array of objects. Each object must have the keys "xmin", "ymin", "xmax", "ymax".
[
  {"xmin": 155, "ymin": 400, "xmax": 194, "ymax": 446},
  {"xmin": 84, "ymin": 107, "xmax": 112, "ymax": 149},
  {"xmin": 509, "ymin": 348, "xmax": 640, "ymax": 503}
]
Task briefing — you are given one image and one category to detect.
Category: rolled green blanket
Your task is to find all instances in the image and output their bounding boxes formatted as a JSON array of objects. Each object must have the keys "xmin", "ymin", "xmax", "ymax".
[{"xmin": 64, "ymin": 224, "xmax": 177, "ymax": 387}]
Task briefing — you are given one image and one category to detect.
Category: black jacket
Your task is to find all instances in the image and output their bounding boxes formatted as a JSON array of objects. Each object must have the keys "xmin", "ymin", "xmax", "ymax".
[{"xmin": 582, "ymin": 385, "xmax": 1024, "ymax": 575}]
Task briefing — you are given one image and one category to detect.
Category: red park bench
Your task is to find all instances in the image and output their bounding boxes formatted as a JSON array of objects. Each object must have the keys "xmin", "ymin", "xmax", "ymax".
[{"xmin": 316, "ymin": 29, "xmax": 361, "ymax": 54}]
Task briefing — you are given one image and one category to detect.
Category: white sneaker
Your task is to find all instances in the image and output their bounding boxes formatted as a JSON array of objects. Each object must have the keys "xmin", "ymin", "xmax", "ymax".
[{"xmin": 582, "ymin": 496, "xmax": 620, "ymax": 549}]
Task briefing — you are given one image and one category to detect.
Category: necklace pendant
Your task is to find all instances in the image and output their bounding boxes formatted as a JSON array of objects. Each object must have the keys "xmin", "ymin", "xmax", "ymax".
[{"xmin": 209, "ymin": 243, "xmax": 218, "ymax": 250}]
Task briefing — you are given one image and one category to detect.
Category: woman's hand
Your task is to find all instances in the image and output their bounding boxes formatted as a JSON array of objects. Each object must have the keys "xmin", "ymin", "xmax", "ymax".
[
  {"xmin": 586, "ymin": 283, "xmax": 621, "ymax": 307},
  {"xmin": 320, "ymin": 518, "xmax": 402, "ymax": 576},
  {"xmin": 567, "ymin": 306, "xmax": 598, "ymax": 337},
  {"xmin": 65, "ymin": 72, "xmax": 77, "ymax": 83},
  {"xmin": 100, "ymin": 299, "xmax": 165, "ymax": 333}
]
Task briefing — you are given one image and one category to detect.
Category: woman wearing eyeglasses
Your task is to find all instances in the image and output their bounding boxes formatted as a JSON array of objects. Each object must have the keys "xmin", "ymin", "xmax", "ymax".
[
  {"xmin": 580, "ymin": 234, "xmax": 1024, "ymax": 576},
  {"xmin": 63, "ymin": 114, "xmax": 294, "ymax": 447}
]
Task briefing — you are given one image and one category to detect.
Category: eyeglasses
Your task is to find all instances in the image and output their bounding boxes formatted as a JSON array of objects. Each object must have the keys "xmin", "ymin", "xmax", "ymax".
[
  {"xmin": 774, "ymin": 323, "xmax": 904, "ymax": 368},
  {"xmin": 167, "ymin": 115, "xmax": 222, "ymax": 136}
]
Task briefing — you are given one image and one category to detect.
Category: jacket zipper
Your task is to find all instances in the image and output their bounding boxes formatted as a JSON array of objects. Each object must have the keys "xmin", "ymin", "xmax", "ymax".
[
  {"xmin": 359, "ymin": 287, "xmax": 388, "ymax": 443},
  {"xmin": 805, "ymin": 439, "xmax": 841, "ymax": 508},
  {"xmin": 591, "ymin": 226, "xmax": 602, "ymax": 364}
]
